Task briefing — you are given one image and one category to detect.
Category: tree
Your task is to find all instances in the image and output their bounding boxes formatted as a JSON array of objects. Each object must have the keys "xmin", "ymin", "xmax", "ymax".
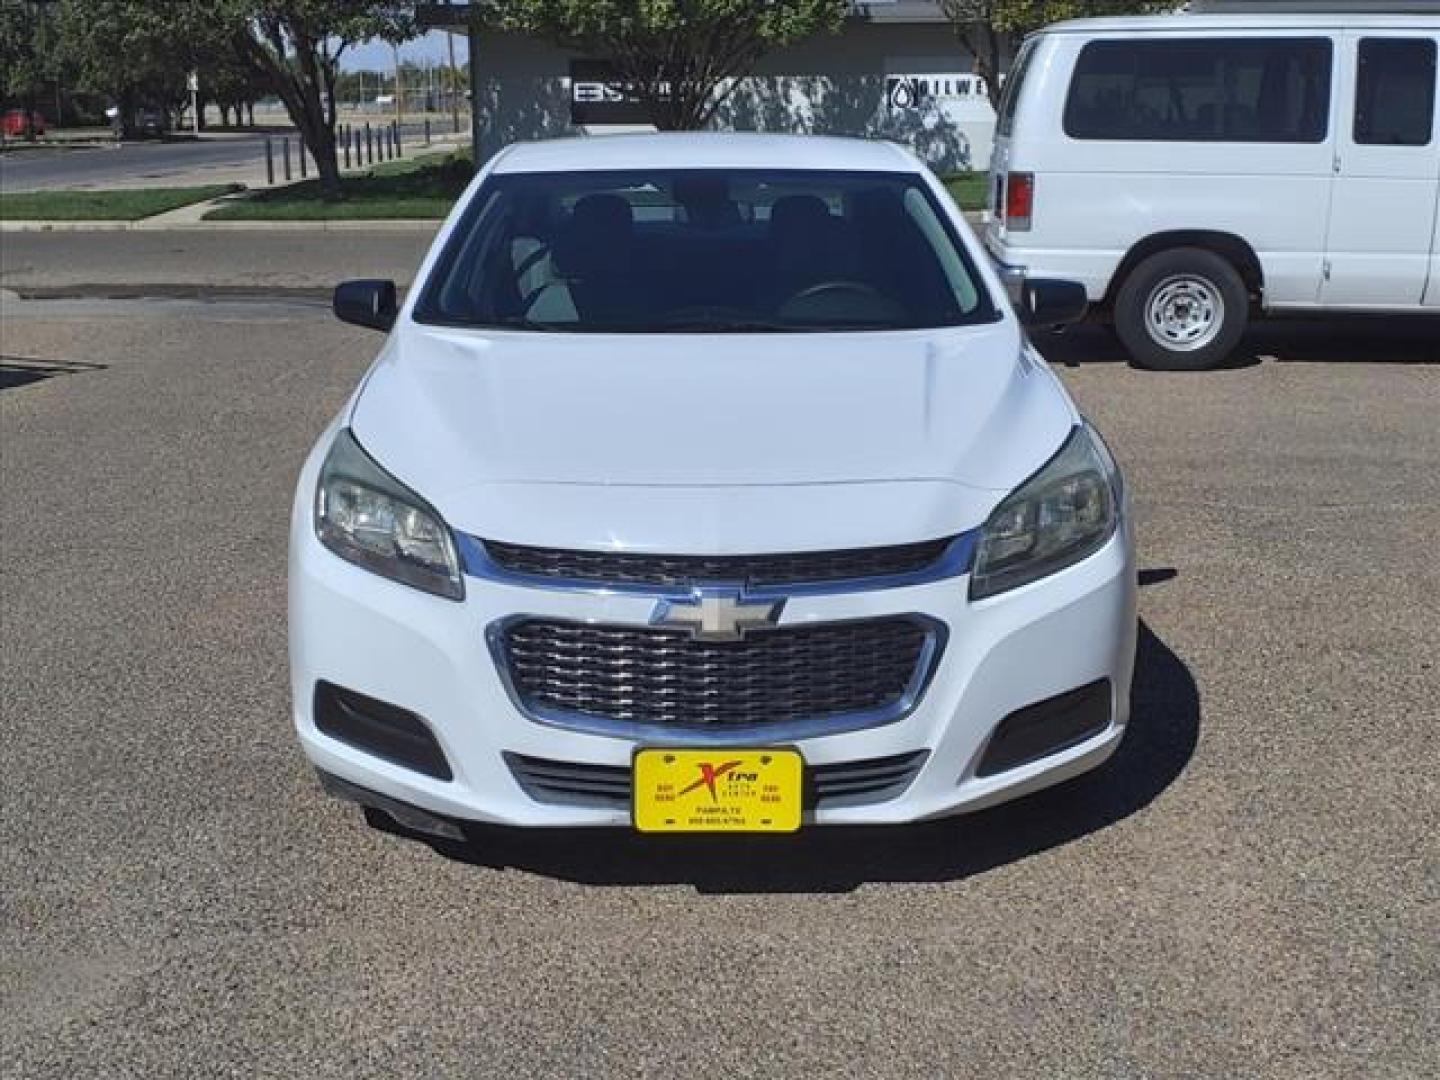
[
  {"xmin": 503, "ymin": 0, "xmax": 850, "ymax": 131},
  {"xmin": 941, "ymin": 1, "xmax": 1168, "ymax": 110},
  {"xmin": 54, "ymin": 0, "xmax": 195, "ymax": 136},
  {"xmin": 0, "ymin": 0, "xmax": 51, "ymax": 137},
  {"xmin": 198, "ymin": 46, "xmax": 269, "ymax": 128},
  {"xmin": 220, "ymin": 2, "xmax": 414, "ymax": 198}
]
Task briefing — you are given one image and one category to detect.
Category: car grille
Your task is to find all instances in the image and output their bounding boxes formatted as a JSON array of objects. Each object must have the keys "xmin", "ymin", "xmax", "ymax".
[
  {"xmin": 481, "ymin": 536, "xmax": 956, "ymax": 590},
  {"xmin": 505, "ymin": 751, "xmax": 929, "ymax": 810},
  {"xmin": 496, "ymin": 617, "xmax": 934, "ymax": 730}
]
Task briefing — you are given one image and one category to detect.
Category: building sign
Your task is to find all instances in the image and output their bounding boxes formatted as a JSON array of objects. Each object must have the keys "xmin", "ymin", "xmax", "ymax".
[
  {"xmin": 570, "ymin": 60, "xmax": 654, "ymax": 125},
  {"xmin": 887, "ymin": 73, "xmax": 993, "ymax": 111}
]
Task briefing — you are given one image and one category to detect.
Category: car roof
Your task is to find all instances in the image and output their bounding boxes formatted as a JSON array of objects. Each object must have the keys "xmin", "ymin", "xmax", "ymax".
[
  {"xmin": 1043, "ymin": 13, "xmax": 1440, "ymax": 33},
  {"xmin": 490, "ymin": 133, "xmax": 920, "ymax": 175}
]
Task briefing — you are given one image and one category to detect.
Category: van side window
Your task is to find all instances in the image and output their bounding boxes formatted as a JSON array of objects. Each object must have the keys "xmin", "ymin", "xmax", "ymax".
[
  {"xmin": 1064, "ymin": 38, "xmax": 1332, "ymax": 143},
  {"xmin": 1354, "ymin": 38, "xmax": 1437, "ymax": 147}
]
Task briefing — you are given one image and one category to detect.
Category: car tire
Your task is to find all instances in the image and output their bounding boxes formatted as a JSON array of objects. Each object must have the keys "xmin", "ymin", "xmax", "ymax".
[{"xmin": 1114, "ymin": 248, "xmax": 1249, "ymax": 371}]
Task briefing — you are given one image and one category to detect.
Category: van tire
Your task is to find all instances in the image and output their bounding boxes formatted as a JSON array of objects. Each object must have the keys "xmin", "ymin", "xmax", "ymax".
[{"xmin": 1114, "ymin": 248, "xmax": 1248, "ymax": 371}]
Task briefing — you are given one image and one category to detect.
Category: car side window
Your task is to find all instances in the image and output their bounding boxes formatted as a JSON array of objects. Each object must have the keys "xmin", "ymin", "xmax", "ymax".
[
  {"xmin": 1354, "ymin": 38, "xmax": 1437, "ymax": 147},
  {"xmin": 1064, "ymin": 37, "xmax": 1332, "ymax": 143}
]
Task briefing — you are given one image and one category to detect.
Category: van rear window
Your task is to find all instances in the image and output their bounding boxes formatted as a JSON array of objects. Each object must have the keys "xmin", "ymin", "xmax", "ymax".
[
  {"xmin": 996, "ymin": 40, "xmax": 1037, "ymax": 139},
  {"xmin": 1064, "ymin": 38, "xmax": 1332, "ymax": 143}
]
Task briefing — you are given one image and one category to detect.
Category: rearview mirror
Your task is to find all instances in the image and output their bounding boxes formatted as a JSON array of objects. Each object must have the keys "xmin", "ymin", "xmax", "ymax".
[
  {"xmin": 333, "ymin": 279, "xmax": 398, "ymax": 332},
  {"xmin": 1017, "ymin": 279, "xmax": 1088, "ymax": 329}
]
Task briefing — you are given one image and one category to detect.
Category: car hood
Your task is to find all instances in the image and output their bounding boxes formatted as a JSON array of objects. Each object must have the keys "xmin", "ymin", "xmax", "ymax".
[{"xmin": 349, "ymin": 320, "xmax": 1076, "ymax": 551}]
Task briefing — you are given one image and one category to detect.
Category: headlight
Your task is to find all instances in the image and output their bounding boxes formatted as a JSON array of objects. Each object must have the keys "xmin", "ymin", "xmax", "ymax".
[
  {"xmin": 314, "ymin": 428, "xmax": 464, "ymax": 601},
  {"xmin": 970, "ymin": 424, "xmax": 1120, "ymax": 601}
]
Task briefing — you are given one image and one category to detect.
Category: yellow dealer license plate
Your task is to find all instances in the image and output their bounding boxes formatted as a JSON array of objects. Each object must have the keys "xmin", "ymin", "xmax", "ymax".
[{"xmin": 632, "ymin": 748, "xmax": 803, "ymax": 833}]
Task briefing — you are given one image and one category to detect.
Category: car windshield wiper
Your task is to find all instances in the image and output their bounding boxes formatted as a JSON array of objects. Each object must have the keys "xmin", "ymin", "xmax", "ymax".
[
  {"xmin": 478, "ymin": 316, "xmax": 568, "ymax": 332},
  {"xmin": 649, "ymin": 317, "xmax": 798, "ymax": 333}
]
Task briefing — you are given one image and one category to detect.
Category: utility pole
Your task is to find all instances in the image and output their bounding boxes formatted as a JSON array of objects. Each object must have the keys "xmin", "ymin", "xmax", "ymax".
[
  {"xmin": 393, "ymin": 43, "xmax": 404, "ymax": 131},
  {"xmin": 447, "ymin": 29, "xmax": 461, "ymax": 134}
]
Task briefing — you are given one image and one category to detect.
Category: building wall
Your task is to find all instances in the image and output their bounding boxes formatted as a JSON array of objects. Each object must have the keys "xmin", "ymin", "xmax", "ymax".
[{"xmin": 470, "ymin": 23, "xmax": 1005, "ymax": 173}]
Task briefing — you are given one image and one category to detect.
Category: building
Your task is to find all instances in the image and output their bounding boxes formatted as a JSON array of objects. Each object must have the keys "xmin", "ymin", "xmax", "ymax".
[{"xmin": 421, "ymin": 2, "xmax": 1008, "ymax": 173}]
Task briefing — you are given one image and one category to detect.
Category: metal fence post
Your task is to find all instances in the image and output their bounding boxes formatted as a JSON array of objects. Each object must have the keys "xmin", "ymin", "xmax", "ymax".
[
  {"xmin": 365, "ymin": 123, "xmax": 373, "ymax": 165},
  {"xmin": 283, "ymin": 137, "xmax": 292, "ymax": 182},
  {"xmin": 424, "ymin": 118, "xmax": 431, "ymax": 146},
  {"xmin": 299, "ymin": 141, "xmax": 307, "ymax": 179},
  {"xmin": 343, "ymin": 127, "xmax": 351, "ymax": 170},
  {"xmin": 264, "ymin": 136, "xmax": 274, "ymax": 185},
  {"xmin": 394, "ymin": 119, "xmax": 403, "ymax": 155}
]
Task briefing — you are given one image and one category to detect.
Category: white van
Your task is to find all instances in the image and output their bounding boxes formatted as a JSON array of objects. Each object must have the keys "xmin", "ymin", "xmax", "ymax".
[{"xmin": 985, "ymin": 9, "xmax": 1440, "ymax": 369}]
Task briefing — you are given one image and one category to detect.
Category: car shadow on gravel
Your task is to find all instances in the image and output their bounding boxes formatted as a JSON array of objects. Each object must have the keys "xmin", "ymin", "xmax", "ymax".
[
  {"xmin": 395, "ymin": 612, "xmax": 1199, "ymax": 894},
  {"xmin": 1036, "ymin": 314, "xmax": 1440, "ymax": 368},
  {"xmin": 0, "ymin": 354, "xmax": 107, "ymax": 391}
]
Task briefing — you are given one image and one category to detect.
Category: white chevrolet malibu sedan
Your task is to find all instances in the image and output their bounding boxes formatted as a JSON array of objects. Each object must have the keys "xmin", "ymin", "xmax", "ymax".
[{"xmin": 290, "ymin": 133, "xmax": 1137, "ymax": 840}]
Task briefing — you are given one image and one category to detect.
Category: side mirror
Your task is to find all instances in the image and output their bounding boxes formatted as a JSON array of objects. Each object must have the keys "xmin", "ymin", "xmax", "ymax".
[
  {"xmin": 333, "ymin": 279, "xmax": 398, "ymax": 332},
  {"xmin": 1016, "ymin": 279, "xmax": 1088, "ymax": 328}
]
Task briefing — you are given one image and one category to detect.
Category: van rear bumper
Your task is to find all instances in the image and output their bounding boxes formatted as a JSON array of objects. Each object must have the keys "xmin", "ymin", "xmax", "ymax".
[
  {"xmin": 986, "ymin": 236, "xmax": 1119, "ymax": 305},
  {"xmin": 989, "ymin": 255, "xmax": 1028, "ymax": 302}
]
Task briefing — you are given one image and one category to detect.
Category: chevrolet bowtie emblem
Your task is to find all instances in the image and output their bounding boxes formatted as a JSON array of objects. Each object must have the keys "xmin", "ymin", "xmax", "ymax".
[{"xmin": 650, "ymin": 590, "xmax": 784, "ymax": 642}]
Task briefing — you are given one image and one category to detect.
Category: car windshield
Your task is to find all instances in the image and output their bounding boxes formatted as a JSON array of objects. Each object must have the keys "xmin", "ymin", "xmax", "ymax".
[{"xmin": 415, "ymin": 168, "xmax": 997, "ymax": 333}]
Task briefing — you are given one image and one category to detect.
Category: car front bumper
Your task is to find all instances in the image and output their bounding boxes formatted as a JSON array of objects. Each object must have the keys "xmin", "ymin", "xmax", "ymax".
[{"xmin": 291, "ymin": 481, "xmax": 1137, "ymax": 831}]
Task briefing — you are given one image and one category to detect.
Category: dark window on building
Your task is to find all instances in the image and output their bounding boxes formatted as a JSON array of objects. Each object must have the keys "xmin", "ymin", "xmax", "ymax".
[
  {"xmin": 1064, "ymin": 38, "xmax": 1332, "ymax": 143},
  {"xmin": 1354, "ymin": 38, "xmax": 1436, "ymax": 147}
]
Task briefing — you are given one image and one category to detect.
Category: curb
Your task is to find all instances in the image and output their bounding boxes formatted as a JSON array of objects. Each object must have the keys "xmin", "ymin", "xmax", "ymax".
[
  {"xmin": 4, "ymin": 215, "xmax": 984, "ymax": 233},
  {"xmin": 5, "ymin": 200, "xmax": 984, "ymax": 233},
  {"xmin": 0, "ymin": 219, "xmax": 136, "ymax": 232},
  {"xmin": 1, "ymin": 217, "xmax": 443, "ymax": 233}
]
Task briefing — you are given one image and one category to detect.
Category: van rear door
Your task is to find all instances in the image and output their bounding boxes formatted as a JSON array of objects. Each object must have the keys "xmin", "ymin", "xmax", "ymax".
[
  {"xmin": 1428, "ymin": 170, "xmax": 1440, "ymax": 307},
  {"xmin": 1321, "ymin": 31, "xmax": 1439, "ymax": 307},
  {"xmin": 986, "ymin": 38, "xmax": 1039, "ymax": 249}
]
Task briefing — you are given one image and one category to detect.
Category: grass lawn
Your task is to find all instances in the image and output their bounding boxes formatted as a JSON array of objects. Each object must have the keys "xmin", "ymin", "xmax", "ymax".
[
  {"xmin": 943, "ymin": 172, "xmax": 990, "ymax": 213},
  {"xmin": 203, "ymin": 153, "xmax": 992, "ymax": 222},
  {"xmin": 205, "ymin": 150, "xmax": 469, "ymax": 221},
  {"xmin": 0, "ymin": 184, "xmax": 242, "ymax": 221}
]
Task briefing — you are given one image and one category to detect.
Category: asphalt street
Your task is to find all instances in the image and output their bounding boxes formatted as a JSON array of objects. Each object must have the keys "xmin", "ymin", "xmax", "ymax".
[
  {"xmin": 0, "ymin": 125, "xmax": 444, "ymax": 192},
  {"xmin": 2, "ymin": 295, "xmax": 1437, "ymax": 1077},
  {"xmin": 0, "ymin": 230, "xmax": 437, "ymax": 294},
  {"xmin": 0, "ymin": 136, "xmax": 272, "ymax": 192}
]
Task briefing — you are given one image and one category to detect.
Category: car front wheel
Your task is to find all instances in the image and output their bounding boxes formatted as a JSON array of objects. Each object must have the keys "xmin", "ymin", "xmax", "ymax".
[{"xmin": 1114, "ymin": 248, "xmax": 1249, "ymax": 371}]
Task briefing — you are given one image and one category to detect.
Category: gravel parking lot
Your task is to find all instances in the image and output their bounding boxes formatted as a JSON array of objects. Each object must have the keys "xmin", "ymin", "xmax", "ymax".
[{"xmin": 2, "ymin": 297, "xmax": 1437, "ymax": 1077}]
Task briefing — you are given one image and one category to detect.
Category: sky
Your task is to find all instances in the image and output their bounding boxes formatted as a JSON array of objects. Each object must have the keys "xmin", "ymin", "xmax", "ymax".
[{"xmin": 343, "ymin": 30, "xmax": 469, "ymax": 72}]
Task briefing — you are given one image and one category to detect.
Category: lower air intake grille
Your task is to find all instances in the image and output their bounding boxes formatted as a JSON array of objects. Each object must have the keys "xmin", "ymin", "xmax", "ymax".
[
  {"xmin": 506, "ymin": 751, "xmax": 928, "ymax": 810},
  {"xmin": 496, "ymin": 617, "xmax": 933, "ymax": 730}
]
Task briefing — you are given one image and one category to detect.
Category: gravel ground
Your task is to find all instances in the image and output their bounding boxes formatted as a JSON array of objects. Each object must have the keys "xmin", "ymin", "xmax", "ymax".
[{"xmin": 1, "ymin": 298, "xmax": 1437, "ymax": 1078}]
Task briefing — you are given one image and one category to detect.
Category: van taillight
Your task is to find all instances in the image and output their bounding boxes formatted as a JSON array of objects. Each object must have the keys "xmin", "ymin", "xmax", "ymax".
[{"xmin": 1005, "ymin": 172, "xmax": 1034, "ymax": 232}]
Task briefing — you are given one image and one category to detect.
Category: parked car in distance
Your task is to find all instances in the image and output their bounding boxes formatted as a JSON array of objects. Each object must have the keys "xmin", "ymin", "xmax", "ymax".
[
  {"xmin": 1, "ymin": 109, "xmax": 46, "ymax": 138},
  {"xmin": 987, "ymin": 10, "xmax": 1440, "ymax": 369},
  {"xmin": 133, "ymin": 108, "xmax": 167, "ymax": 138},
  {"xmin": 290, "ymin": 133, "xmax": 1136, "ymax": 842}
]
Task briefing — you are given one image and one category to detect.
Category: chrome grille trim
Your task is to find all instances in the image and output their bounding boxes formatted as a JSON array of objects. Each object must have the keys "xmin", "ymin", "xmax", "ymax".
[
  {"xmin": 487, "ymin": 615, "xmax": 945, "ymax": 744},
  {"xmin": 456, "ymin": 531, "xmax": 976, "ymax": 597}
]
